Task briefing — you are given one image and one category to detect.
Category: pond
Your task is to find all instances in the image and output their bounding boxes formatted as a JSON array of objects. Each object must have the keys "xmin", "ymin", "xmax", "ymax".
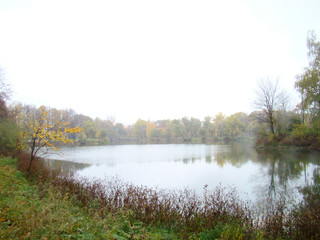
[{"xmin": 46, "ymin": 143, "xmax": 320, "ymax": 204}]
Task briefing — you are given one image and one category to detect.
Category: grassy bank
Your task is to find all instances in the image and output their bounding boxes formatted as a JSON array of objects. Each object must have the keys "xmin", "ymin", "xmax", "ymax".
[
  {"xmin": 0, "ymin": 155, "xmax": 257, "ymax": 239},
  {"xmin": 0, "ymin": 156, "xmax": 175, "ymax": 239},
  {"xmin": 1, "ymin": 154, "xmax": 320, "ymax": 239}
]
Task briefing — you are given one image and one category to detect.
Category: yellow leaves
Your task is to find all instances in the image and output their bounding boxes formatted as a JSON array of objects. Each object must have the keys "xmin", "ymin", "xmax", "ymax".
[
  {"xmin": 16, "ymin": 142, "xmax": 24, "ymax": 151},
  {"xmin": 17, "ymin": 130, "xmax": 28, "ymax": 150},
  {"xmin": 64, "ymin": 126, "xmax": 83, "ymax": 134},
  {"xmin": 22, "ymin": 110, "xmax": 83, "ymax": 154}
]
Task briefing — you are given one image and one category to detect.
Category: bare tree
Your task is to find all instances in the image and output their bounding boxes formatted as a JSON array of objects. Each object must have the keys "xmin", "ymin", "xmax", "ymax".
[{"xmin": 253, "ymin": 78, "xmax": 289, "ymax": 135}]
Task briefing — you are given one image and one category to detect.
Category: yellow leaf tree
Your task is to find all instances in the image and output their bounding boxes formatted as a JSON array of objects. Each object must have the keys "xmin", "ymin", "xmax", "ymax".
[{"xmin": 21, "ymin": 107, "xmax": 83, "ymax": 172}]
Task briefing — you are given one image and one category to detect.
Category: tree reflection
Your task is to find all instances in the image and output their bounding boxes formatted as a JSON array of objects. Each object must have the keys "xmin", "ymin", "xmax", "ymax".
[
  {"xmin": 43, "ymin": 159, "xmax": 91, "ymax": 177},
  {"xmin": 177, "ymin": 144, "xmax": 320, "ymax": 206},
  {"xmin": 299, "ymin": 166, "xmax": 320, "ymax": 208},
  {"xmin": 179, "ymin": 143, "xmax": 256, "ymax": 167},
  {"xmin": 253, "ymin": 149, "xmax": 320, "ymax": 206},
  {"xmin": 177, "ymin": 146, "xmax": 320, "ymax": 207}
]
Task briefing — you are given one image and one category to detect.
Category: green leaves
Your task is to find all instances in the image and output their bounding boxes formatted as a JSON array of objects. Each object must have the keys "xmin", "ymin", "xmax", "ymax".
[
  {"xmin": 0, "ymin": 119, "xmax": 20, "ymax": 152},
  {"xmin": 295, "ymin": 32, "xmax": 320, "ymax": 128}
]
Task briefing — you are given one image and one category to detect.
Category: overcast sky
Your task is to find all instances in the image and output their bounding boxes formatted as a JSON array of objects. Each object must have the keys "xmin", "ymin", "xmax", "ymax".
[{"xmin": 0, "ymin": 0, "xmax": 319, "ymax": 124}]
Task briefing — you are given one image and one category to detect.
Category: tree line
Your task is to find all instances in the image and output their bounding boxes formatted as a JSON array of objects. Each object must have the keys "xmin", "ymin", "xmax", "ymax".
[
  {"xmin": 10, "ymin": 107, "xmax": 260, "ymax": 145},
  {"xmin": 3, "ymin": 100, "xmax": 260, "ymax": 145},
  {"xmin": 1, "ymin": 103, "xmax": 302, "ymax": 146}
]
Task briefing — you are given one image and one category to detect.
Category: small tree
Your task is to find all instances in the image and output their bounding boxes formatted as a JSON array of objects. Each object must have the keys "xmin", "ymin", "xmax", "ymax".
[
  {"xmin": 253, "ymin": 78, "xmax": 289, "ymax": 136},
  {"xmin": 21, "ymin": 108, "xmax": 82, "ymax": 172}
]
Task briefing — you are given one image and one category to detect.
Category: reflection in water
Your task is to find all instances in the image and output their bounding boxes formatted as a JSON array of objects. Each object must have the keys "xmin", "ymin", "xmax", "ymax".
[
  {"xmin": 46, "ymin": 144, "xmax": 320, "ymax": 204},
  {"xmin": 44, "ymin": 158, "xmax": 91, "ymax": 177},
  {"xmin": 304, "ymin": 166, "xmax": 320, "ymax": 202},
  {"xmin": 253, "ymin": 149, "xmax": 319, "ymax": 204}
]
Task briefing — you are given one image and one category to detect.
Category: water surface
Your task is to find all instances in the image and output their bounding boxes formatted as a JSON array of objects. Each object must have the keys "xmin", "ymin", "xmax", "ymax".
[{"xmin": 47, "ymin": 144, "xmax": 320, "ymax": 203}]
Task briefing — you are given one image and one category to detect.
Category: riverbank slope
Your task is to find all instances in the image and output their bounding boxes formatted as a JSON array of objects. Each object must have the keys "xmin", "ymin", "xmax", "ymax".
[{"xmin": 0, "ymin": 156, "xmax": 174, "ymax": 239}]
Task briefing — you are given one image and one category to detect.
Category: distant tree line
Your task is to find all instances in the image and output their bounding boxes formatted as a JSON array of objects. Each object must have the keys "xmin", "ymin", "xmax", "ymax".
[
  {"xmin": 74, "ymin": 112, "xmax": 257, "ymax": 145},
  {"xmin": 6, "ymin": 103, "xmax": 302, "ymax": 146},
  {"xmin": 8, "ymin": 104, "xmax": 259, "ymax": 145}
]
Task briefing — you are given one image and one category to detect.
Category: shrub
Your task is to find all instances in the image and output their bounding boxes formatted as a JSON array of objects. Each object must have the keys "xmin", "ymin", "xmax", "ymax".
[
  {"xmin": 292, "ymin": 124, "xmax": 313, "ymax": 146},
  {"xmin": 279, "ymin": 134, "xmax": 294, "ymax": 146},
  {"xmin": 255, "ymin": 134, "xmax": 280, "ymax": 146},
  {"xmin": 0, "ymin": 119, "xmax": 20, "ymax": 152}
]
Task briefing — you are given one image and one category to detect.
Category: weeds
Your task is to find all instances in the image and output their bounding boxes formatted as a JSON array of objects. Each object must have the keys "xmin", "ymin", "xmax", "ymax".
[
  {"xmin": 14, "ymin": 154, "xmax": 254, "ymax": 238},
  {"xmin": 49, "ymin": 175, "xmax": 254, "ymax": 238},
  {"xmin": 1, "ymin": 156, "xmax": 173, "ymax": 239}
]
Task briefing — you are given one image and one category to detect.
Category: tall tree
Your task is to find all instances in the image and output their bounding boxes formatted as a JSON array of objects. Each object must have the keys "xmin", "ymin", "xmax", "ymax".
[
  {"xmin": 181, "ymin": 117, "xmax": 191, "ymax": 138},
  {"xmin": 134, "ymin": 119, "xmax": 147, "ymax": 143},
  {"xmin": 190, "ymin": 118, "xmax": 201, "ymax": 138},
  {"xmin": 165, "ymin": 119, "xmax": 184, "ymax": 141},
  {"xmin": 213, "ymin": 113, "xmax": 225, "ymax": 139},
  {"xmin": 295, "ymin": 31, "xmax": 320, "ymax": 130},
  {"xmin": 224, "ymin": 112, "xmax": 247, "ymax": 140},
  {"xmin": 199, "ymin": 116, "xmax": 214, "ymax": 142},
  {"xmin": 146, "ymin": 121, "xmax": 157, "ymax": 140},
  {"xmin": 83, "ymin": 120, "xmax": 98, "ymax": 139},
  {"xmin": 114, "ymin": 123, "xmax": 127, "ymax": 139},
  {"xmin": 253, "ymin": 78, "xmax": 289, "ymax": 135}
]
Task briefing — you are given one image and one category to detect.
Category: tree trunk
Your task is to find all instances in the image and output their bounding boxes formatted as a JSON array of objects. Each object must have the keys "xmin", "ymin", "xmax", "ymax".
[
  {"xmin": 27, "ymin": 139, "xmax": 36, "ymax": 172},
  {"xmin": 269, "ymin": 111, "xmax": 275, "ymax": 135}
]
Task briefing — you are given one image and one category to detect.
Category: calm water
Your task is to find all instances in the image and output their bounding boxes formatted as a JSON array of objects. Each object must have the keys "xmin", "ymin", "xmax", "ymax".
[{"xmin": 47, "ymin": 144, "xmax": 320, "ymax": 203}]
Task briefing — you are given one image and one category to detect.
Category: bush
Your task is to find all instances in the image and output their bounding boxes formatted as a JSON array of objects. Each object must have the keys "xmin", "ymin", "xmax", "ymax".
[
  {"xmin": 255, "ymin": 134, "xmax": 280, "ymax": 146},
  {"xmin": 292, "ymin": 124, "xmax": 313, "ymax": 146},
  {"xmin": 279, "ymin": 134, "xmax": 294, "ymax": 146},
  {"xmin": 310, "ymin": 136, "xmax": 320, "ymax": 148},
  {"xmin": 0, "ymin": 119, "xmax": 20, "ymax": 152}
]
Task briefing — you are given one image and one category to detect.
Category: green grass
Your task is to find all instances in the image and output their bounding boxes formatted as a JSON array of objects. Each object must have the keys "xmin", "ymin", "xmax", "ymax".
[{"xmin": 0, "ymin": 156, "xmax": 176, "ymax": 239}]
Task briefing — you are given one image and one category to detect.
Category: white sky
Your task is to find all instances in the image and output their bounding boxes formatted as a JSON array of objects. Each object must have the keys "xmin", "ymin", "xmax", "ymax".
[{"xmin": 0, "ymin": 0, "xmax": 319, "ymax": 124}]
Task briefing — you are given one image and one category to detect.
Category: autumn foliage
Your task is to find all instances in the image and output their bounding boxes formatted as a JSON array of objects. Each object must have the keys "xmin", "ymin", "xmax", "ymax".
[{"xmin": 20, "ymin": 108, "xmax": 82, "ymax": 171}]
